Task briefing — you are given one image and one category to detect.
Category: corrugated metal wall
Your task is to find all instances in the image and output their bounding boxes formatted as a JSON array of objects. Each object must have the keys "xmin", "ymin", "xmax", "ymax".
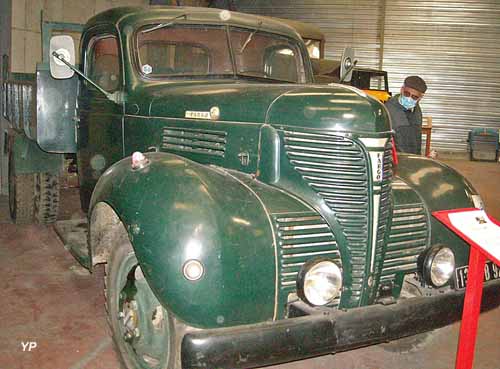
[
  {"xmin": 236, "ymin": 0, "xmax": 500, "ymax": 152},
  {"xmin": 383, "ymin": 1, "xmax": 500, "ymax": 152},
  {"xmin": 237, "ymin": 0, "xmax": 383, "ymax": 70}
]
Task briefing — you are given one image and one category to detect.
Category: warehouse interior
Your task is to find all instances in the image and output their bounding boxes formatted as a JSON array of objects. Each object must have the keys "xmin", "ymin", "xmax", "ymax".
[{"xmin": 0, "ymin": 1, "xmax": 499, "ymax": 369}]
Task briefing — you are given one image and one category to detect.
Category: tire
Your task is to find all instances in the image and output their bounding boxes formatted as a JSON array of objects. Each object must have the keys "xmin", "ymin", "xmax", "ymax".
[
  {"xmin": 34, "ymin": 172, "xmax": 60, "ymax": 224},
  {"xmin": 105, "ymin": 240, "xmax": 180, "ymax": 369},
  {"xmin": 8, "ymin": 150, "xmax": 35, "ymax": 224}
]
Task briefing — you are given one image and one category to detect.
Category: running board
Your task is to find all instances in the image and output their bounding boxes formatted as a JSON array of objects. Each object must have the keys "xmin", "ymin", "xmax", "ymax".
[{"xmin": 54, "ymin": 218, "xmax": 90, "ymax": 269}]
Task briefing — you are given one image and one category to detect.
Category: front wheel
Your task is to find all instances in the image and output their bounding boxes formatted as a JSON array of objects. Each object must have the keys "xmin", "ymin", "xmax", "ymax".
[{"xmin": 106, "ymin": 241, "xmax": 180, "ymax": 369}]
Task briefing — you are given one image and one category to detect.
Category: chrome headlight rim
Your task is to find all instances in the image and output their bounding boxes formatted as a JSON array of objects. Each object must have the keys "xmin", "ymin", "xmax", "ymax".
[
  {"xmin": 419, "ymin": 245, "xmax": 455, "ymax": 287},
  {"xmin": 296, "ymin": 257, "xmax": 343, "ymax": 307}
]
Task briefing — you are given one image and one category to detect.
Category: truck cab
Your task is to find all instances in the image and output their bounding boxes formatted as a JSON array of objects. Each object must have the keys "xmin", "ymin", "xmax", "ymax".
[
  {"xmin": 74, "ymin": 8, "xmax": 314, "ymax": 211},
  {"xmin": 4, "ymin": 6, "xmax": 499, "ymax": 369}
]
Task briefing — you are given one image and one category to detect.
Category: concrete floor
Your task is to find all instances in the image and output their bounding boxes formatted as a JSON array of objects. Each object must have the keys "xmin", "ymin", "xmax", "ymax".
[{"xmin": 0, "ymin": 159, "xmax": 499, "ymax": 369}]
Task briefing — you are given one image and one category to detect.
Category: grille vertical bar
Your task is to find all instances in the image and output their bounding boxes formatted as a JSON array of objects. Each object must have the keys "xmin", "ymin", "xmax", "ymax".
[
  {"xmin": 283, "ymin": 130, "xmax": 369, "ymax": 302},
  {"xmin": 373, "ymin": 142, "xmax": 394, "ymax": 282}
]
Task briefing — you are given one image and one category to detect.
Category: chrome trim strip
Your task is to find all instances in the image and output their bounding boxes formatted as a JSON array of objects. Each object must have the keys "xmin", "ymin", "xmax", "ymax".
[{"xmin": 370, "ymin": 194, "xmax": 380, "ymax": 273}]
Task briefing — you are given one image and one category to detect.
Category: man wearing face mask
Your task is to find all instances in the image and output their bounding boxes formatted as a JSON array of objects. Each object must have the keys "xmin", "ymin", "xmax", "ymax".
[{"xmin": 385, "ymin": 76, "xmax": 427, "ymax": 154}]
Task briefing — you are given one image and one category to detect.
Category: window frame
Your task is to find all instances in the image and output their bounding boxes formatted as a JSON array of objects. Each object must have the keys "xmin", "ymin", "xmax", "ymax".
[
  {"xmin": 134, "ymin": 23, "xmax": 231, "ymax": 81},
  {"xmin": 132, "ymin": 22, "xmax": 310, "ymax": 84},
  {"xmin": 83, "ymin": 29, "xmax": 123, "ymax": 94}
]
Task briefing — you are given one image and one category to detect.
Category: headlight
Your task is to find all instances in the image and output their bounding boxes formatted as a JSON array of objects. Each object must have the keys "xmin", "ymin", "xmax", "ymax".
[
  {"xmin": 420, "ymin": 246, "xmax": 455, "ymax": 287},
  {"xmin": 471, "ymin": 194, "xmax": 484, "ymax": 209},
  {"xmin": 297, "ymin": 259, "xmax": 342, "ymax": 306}
]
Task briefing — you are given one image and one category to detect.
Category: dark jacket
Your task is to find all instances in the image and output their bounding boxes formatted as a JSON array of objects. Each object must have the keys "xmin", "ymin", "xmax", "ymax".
[{"xmin": 385, "ymin": 94, "xmax": 422, "ymax": 155}]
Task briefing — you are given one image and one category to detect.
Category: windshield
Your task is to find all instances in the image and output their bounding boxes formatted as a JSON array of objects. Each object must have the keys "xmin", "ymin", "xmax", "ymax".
[{"xmin": 136, "ymin": 24, "xmax": 307, "ymax": 83}]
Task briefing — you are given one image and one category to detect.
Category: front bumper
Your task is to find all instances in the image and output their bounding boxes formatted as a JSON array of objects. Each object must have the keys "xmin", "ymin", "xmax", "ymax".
[{"xmin": 181, "ymin": 280, "xmax": 500, "ymax": 369}]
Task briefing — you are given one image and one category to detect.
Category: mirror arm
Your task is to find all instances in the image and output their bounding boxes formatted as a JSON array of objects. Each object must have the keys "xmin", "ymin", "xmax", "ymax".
[{"xmin": 52, "ymin": 51, "xmax": 123, "ymax": 103}]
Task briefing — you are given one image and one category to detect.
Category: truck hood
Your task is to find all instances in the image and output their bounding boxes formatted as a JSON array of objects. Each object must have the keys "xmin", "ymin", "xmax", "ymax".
[{"xmin": 147, "ymin": 81, "xmax": 390, "ymax": 133}]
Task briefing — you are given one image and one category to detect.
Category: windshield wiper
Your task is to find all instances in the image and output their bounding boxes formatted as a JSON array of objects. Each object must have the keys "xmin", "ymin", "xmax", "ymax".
[
  {"xmin": 235, "ymin": 73, "xmax": 292, "ymax": 84},
  {"xmin": 239, "ymin": 21, "xmax": 262, "ymax": 53},
  {"xmin": 141, "ymin": 14, "xmax": 188, "ymax": 34}
]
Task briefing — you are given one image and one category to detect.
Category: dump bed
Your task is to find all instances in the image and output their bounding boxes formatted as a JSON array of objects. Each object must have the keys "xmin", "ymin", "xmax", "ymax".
[{"xmin": 2, "ymin": 73, "xmax": 37, "ymax": 140}]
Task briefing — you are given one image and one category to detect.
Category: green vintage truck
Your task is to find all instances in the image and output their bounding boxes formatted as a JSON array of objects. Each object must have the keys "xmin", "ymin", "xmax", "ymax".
[{"xmin": 3, "ymin": 6, "xmax": 500, "ymax": 369}]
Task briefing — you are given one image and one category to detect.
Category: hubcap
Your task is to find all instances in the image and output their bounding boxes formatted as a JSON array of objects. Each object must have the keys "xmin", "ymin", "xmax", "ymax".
[
  {"xmin": 120, "ymin": 300, "xmax": 140, "ymax": 341},
  {"xmin": 116, "ymin": 258, "xmax": 171, "ymax": 369}
]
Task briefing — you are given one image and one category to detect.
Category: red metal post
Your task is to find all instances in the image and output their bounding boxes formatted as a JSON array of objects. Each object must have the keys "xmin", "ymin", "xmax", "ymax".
[{"xmin": 455, "ymin": 247, "xmax": 487, "ymax": 369}]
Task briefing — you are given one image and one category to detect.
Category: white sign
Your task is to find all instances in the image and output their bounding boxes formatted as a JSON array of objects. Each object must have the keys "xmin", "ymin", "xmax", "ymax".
[{"xmin": 448, "ymin": 210, "xmax": 500, "ymax": 262}]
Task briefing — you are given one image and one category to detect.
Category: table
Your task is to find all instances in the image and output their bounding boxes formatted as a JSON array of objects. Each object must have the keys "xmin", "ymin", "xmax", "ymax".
[{"xmin": 422, "ymin": 116, "xmax": 432, "ymax": 157}]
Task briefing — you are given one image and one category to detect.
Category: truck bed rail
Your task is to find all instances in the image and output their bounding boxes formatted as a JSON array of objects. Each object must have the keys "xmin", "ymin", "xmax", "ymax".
[{"xmin": 2, "ymin": 76, "xmax": 37, "ymax": 140}]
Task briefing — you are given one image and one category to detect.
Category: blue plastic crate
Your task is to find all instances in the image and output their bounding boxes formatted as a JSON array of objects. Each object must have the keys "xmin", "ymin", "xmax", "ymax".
[{"xmin": 468, "ymin": 128, "xmax": 499, "ymax": 162}]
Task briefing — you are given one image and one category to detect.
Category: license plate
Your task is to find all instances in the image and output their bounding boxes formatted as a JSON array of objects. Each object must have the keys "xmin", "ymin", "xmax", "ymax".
[{"xmin": 455, "ymin": 261, "xmax": 500, "ymax": 289}]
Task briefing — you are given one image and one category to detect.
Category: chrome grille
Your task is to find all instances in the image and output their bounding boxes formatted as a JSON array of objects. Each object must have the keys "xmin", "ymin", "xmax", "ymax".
[
  {"xmin": 273, "ymin": 211, "xmax": 341, "ymax": 306},
  {"xmin": 283, "ymin": 130, "xmax": 368, "ymax": 301},
  {"xmin": 380, "ymin": 203, "xmax": 429, "ymax": 283},
  {"xmin": 161, "ymin": 127, "xmax": 227, "ymax": 157}
]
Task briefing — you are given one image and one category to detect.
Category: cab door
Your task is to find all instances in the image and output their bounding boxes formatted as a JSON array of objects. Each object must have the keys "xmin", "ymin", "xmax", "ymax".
[{"xmin": 77, "ymin": 29, "xmax": 124, "ymax": 210}]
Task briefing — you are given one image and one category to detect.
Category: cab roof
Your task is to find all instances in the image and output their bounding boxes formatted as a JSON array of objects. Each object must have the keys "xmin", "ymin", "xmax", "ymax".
[
  {"xmin": 269, "ymin": 17, "xmax": 325, "ymax": 42},
  {"xmin": 85, "ymin": 6, "xmax": 304, "ymax": 41}
]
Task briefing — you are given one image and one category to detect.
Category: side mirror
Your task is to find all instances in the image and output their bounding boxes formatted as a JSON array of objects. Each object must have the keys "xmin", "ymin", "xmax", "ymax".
[
  {"xmin": 340, "ymin": 47, "xmax": 356, "ymax": 83},
  {"xmin": 49, "ymin": 35, "xmax": 75, "ymax": 79}
]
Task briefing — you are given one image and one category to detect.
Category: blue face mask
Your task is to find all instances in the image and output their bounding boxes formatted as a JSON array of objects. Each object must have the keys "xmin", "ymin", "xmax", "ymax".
[{"xmin": 399, "ymin": 94, "xmax": 417, "ymax": 110}]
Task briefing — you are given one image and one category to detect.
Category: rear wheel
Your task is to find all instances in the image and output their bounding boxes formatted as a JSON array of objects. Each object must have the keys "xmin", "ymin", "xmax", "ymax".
[
  {"xmin": 8, "ymin": 150, "xmax": 35, "ymax": 224},
  {"xmin": 34, "ymin": 172, "xmax": 60, "ymax": 224},
  {"xmin": 106, "ymin": 240, "xmax": 180, "ymax": 369}
]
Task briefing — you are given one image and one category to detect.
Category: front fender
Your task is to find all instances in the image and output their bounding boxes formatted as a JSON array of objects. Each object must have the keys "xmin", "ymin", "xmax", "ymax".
[
  {"xmin": 395, "ymin": 154, "xmax": 478, "ymax": 268},
  {"xmin": 396, "ymin": 154, "xmax": 477, "ymax": 211},
  {"xmin": 89, "ymin": 152, "xmax": 276, "ymax": 329}
]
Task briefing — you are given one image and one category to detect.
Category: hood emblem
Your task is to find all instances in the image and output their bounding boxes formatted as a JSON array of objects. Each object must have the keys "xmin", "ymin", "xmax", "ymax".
[
  {"xmin": 185, "ymin": 106, "xmax": 220, "ymax": 121},
  {"xmin": 210, "ymin": 106, "xmax": 220, "ymax": 120}
]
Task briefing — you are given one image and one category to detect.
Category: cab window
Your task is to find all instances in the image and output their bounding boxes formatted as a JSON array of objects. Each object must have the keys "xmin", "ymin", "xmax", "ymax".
[
  {"xmin": 87, "ymin": 35, "xmax": 120, "ymax": 92},
  {"xmin": 229, "ymin": 27, "xmax": 305, "ymax": 83},
  {"xmin": 136, "ymin": 24, "xmax": 307, "ymax": 83},
  {"xmin": 139, "ymin": 41, "xmax": 210, "ymax": 76},
  {"xmin": 304, "ymin": 39, "xmax": 321, "ymax": 59},
  {"xmin": 137, "ymin": 25, "xmax": 229, "ymax": 77}
]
